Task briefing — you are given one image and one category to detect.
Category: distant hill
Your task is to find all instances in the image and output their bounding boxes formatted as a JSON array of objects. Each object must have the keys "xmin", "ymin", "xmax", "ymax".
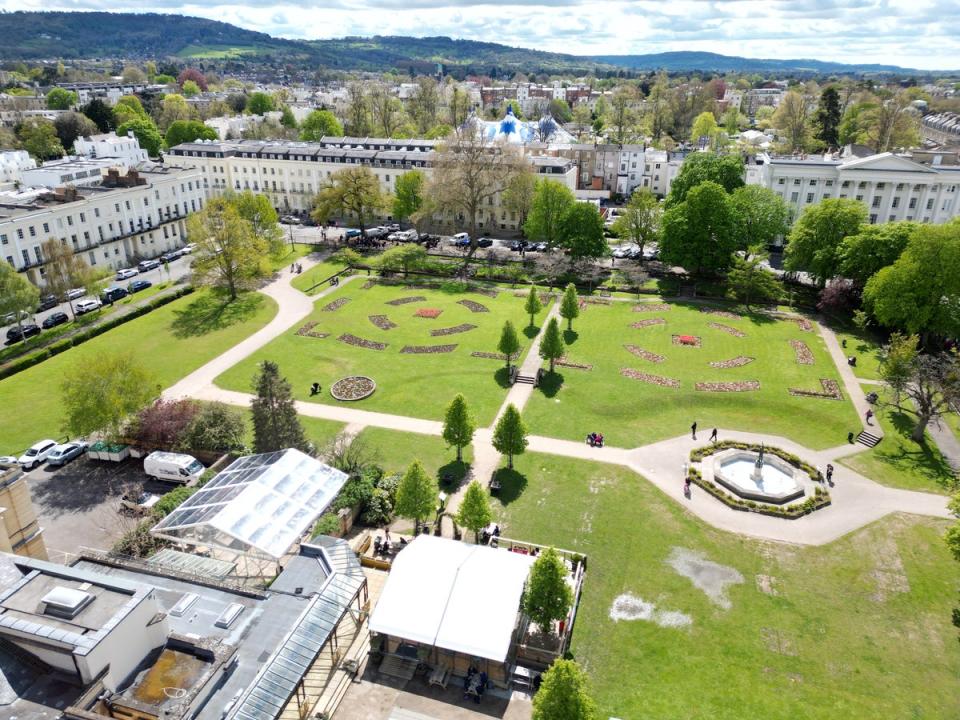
[{"xmin": 0, "ymin": 12, "xmax": 944, "ymax": 75}]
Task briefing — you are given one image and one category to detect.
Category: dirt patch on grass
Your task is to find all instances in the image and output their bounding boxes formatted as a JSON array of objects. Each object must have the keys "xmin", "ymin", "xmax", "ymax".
[
  {"xmin": 869, "ymin": 537, "xmax": 911, "ymax": 602},
  {"xmin": 755, "ymin": 574, "xmax": 779, "ymax": 596},
  {"xmin": 761, "ymin": 627, "xmax": 798, "ymax": 656},
  {"xmin": 665, "ymin": 547, "xmax": 744, "ymax": 610},
  {"xmin": 609, "ymin": 593, "xmax": 692, "ymax": 628}
]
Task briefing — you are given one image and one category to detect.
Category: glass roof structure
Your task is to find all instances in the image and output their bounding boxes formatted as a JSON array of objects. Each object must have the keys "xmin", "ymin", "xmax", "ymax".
[{"xmin": 151, "ymin": 449, "xmax": 348, "ymax": 561}]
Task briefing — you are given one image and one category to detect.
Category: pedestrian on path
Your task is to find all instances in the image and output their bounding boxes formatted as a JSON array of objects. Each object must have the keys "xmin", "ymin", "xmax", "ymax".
[
  {"xmin": 710, "ymin": 428, "xmax": 718, "ymax": 443},
  {"xmin": 826, "ymin": 464, "xmax": 834, "ymax": 484},
  {"xmin": 865, "ymin": 409, "xmax": 874, "ymax": 425},
  {"xmin": 691, "ymin": 421, "xmax": 697, "ymax": 440}
]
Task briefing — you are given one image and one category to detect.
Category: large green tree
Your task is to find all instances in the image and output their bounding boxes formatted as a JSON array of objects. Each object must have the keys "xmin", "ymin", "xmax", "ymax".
[
  {"xmin": 246, "ymin": 92, "xmax": 275, "ymax": 115},
  {"xmin": 815, "ymin": 85, "xmax": 842, "ymax": 148},
  {"xmin": 783, "ymin": 198, "xmax": 867, "ymax": 284},
  {"xmin": 0, "ymin": 261, "xmax": 39, "ymax": 343},
  {"xmin": 560, "ymin": 202, "xmax": 607, "ymax": 262},
  {"xmin": 187, "ymin": 196, "xmax": 269, "ymax": 299},
  {"xmin": 539, "ymin": 317, "xmax": 565, "ymax": 373},
  {"xmin": 299, "ymin": 109, "xmax": 343, "ymax": 140},
  {"xmin": 234, "ymin": 190, "xmax": 284, "ymax": 253},
  {"xmin": 772, "ymin": 91, "xmax": 811, "ymax": 152},
  {"xmin": 727, "ymin": 251, "xmax": 782, "ymax": 309},
  {"xmin": 442, "ymin": 394, "xmax": 475, "ymax": 463},
  {"xmin": 116, "ymin": 118, "xmax": 163, "ymax": 157},
  {"xmin": 455, "ymin": 481, "xmax": 493, "ymax": 543},
  {"xmin": 250, "ymin": 360, "xmax": 309, "ymax": 453},
  {"xmin": 81, "ymin": 99, "xmax": 115, "ymax": 132},
  {"xmin": 312, "ymin": 166, "xmax": 388, "ymax": 237},
  {"xmin": 113, "ymin": 94, "xmax": 149, "ymax": 126},
  {"xmin": 660, "ymin": 181, "xmax": 737, "ymax": 275},
  {"xmin": 498, "ymin": 320, "xmax": 521, "ymax": 371},
  {"xmin": 53, "ymin": 112, "xmax": 98, "ymax": 152},
  {"xmin": 165, "ymin": 119, "xmax": 217, "ymax": 147},
  {"xmin": 531, "ymin": 659, "xmax": 597, "ymax": 720},
  {"xmin": 666, "ymin": 152, "xmax": 744, "ymax": 207},
  {"xmin": 559, "ymin": 283, "xmax": 580, "ymax": 331},
  {"xmin": 522, "ymin": 547, "xmax": 574, "ymax": 632},
  {"xmin": 689, "ymin": 111, "xmax": 719, "ymax": 144},
  {"xmin": 523, "ymin": 179, "xmax": 576, "ymax": 248},
  {"xmin": 392, "ymin": 170, "xmax": 425, "ymax": 223},
  {"xmin": 729, "ymin": 185, "xmax": 790, "ymax": 254},
  {"xmin": 612, "ymin": 189, "xmax": 661, "ymax": 258},
  {"xmin": 46, "ymin": 87, "xmax": 77, "ymax": 110},
  {"xmin": 838, "ymin": 221, "xmax": 916, "ymax": 286},
  {"xmin": 17, "ymin": 118, "xmax": 64, "ymax": 160},
  {"xmin": 61, "ymin": 354, "xmax": 156, "ymax": 441},
  {"xmin": 394, "ymin": 459, "xmax": 438, "ymax": 531},
  {"xmin": 492, "ymin": 403, "xmax": 528, "ymax": 469}
]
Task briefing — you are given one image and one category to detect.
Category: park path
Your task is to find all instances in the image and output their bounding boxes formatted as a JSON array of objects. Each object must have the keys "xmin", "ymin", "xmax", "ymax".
[{"xmin": 816, "ymin": 318, "xmax": 883, "ymax": 441}]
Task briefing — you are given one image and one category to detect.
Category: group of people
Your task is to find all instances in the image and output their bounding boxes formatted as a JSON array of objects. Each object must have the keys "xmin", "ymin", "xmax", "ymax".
[
  {"xmin": 480, "ymin": 524, "xmax": 501, "ymax": 545},
  {"xmin": 290, "ymin": 262, "xmax": 303, "ymax": 274},
  {"xmin": 586, "ymin": 432, "xmax": 605, "ymax": 447},
  {"xmin": 373, "ymin": 527, "xmax": 408, "ymax": 556},
  {"xmin": 463, "ymin": 666, "xmax": 489, "ymax": 703},
  {"xmin": 690, "ymin": 422, "xmax": 719, "ymax": 442}
]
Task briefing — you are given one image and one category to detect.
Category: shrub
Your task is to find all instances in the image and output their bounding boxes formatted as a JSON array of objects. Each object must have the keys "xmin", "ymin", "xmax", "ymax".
[
  {"xmin": 360, "ymin": 487, "xmax": 394, "ymax": 527},
  {"xmin": 312, "ymin": 512, "xmax": 340, "ymax": 537},
  {"xmin": 113, "ymin": 519, "xmax": 169, "ymax": 557},
  {"xmin": 152, "ymin": 486, "xmax": 198, "ymax": 517},
  {"xmin": 178, "ymin": 402, "xmax": 247, "ymax": 453},
  {"xmin": 333, "ymin": 473, "xmax": 375, "ymax": 512}
]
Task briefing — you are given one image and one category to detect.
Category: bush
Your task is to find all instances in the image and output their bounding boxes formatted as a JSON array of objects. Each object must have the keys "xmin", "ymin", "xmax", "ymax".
[
  {"xmin": 178, "ymin": 402, "xmax": 247, "ymax": 453},
  {"xmin": 113, "ymin": 519, "xmax": 170, "ymax": 557},
  {"xmin": 376, "ymin": 472, "xmax": 401, "ymax": 504},
  {"xmin": 152, "ymin": 486, "xmax": 198, "ymax": 517},
  {"xmin": 312, "ymin": 512, "xmax": 340, "ymax": 537},
  {"xmin": 361, "ymin": 487, "xmax": 394, "ymax": 527},
  {"xmin": 333, "ymin": 473, "xmax": 376, "ymax": 512}
]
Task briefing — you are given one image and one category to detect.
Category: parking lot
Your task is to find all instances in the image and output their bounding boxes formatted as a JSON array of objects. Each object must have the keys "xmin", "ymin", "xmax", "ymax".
[{"xmin": 23, "ymin": 455, "xmax": 171, "ymax": 563}]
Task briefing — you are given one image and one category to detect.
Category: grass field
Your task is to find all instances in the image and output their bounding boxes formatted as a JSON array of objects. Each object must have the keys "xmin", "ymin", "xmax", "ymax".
[
  {"xmin": 176, "ymin": 44, "xmax": 264, "ymax": 58},
  {"xmin": 215, "ymin": 282, "xmax": 547, "ymax": 425},
  {"xmin": 290, "ymin": 260, "xmax": 349, "ymax": 295},
  {"xmin": 522, "ymin": 301, "xmax": 860, "ymax": 450},
  {"xmin": 353, "ymin": 426, "xmax": 473, "ymax": 484},
  {"xmin": 0, "ymin": 290, "xmax": 278, "ymax": 455},
  {"xmin": 826, "ymin": 318, "xmax": 885, "ymax": 382},
  {"xmin": 842, "ymin": 386, "xmax": 957, "ymax": 495},
  {"xmin": 495, "ymin": 452, "xmax": 960, "ymax": 720}
]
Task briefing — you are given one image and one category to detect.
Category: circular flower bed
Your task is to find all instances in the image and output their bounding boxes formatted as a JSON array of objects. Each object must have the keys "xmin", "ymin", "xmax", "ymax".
[{"xmin": 331, "ymin": 376, "xmax": 376, "ymax": 401}]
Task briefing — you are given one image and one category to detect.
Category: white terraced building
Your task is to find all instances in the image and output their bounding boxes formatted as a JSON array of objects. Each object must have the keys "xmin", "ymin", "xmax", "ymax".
[{"xmin": 166, "ymin": 136, "xmax": 579, "ymax": 233}]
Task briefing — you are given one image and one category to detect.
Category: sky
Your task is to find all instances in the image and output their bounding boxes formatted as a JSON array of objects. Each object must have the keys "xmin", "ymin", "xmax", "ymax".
[{"xmin": 10, "ymin": 0, "xmax": 960, "ymax": 70}]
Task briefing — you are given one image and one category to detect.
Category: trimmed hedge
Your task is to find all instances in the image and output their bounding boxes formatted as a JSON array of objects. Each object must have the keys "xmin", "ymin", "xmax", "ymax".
[
  {"xmin": 687, "ymin": 467, "xmax": 831, "ymax": 518},
  {"xmin": 690, "ymin": 440, "xmax": 820, "ymax": 480},
  {"xmin": 0, "ymin": 286, "xmax": 194, "ymax": 381}
]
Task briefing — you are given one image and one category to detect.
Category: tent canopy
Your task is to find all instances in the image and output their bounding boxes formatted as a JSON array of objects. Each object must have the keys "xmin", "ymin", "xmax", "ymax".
[{"xmin": 369, "ymin": 535, "xmax": 535, "ymax": 662}]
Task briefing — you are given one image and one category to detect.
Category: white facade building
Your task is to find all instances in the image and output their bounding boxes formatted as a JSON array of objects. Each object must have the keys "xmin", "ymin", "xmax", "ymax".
[
  {"xmin": 0, "ymin": 150, "xmax": 36, "ymax": 184},
  {"xmin": 19, "ymin": 157, "xmax": 129, "ymax": 189},
  {"xmin": 73, "ymin": 132, "xmax": 148, "ymax": 166}
]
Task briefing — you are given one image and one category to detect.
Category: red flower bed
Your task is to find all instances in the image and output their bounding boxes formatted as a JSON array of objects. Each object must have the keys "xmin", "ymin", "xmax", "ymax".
[
  {"xmin": 672, "ymin": 335, "xmax": 702, "ymax": 347},
  {"xmin": 414, "ymin": 308, "xmax": 443, "ymax": 318}
]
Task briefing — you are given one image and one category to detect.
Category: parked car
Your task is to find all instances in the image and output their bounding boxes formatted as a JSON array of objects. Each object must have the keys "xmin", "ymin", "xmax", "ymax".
[
  {"xmin": 120, "ymin": 490, "xmax": 162, "ymax": 515},
  {"xmin": 18, "ymin": 439, "xmax": 58, "ymax": 470},
  {"xmin": 74, "ymin": 298, "xmax": 101, "ymax": 315},
  {"xmin": 36, "ymin": 295, "xmax": 58, "ymax": 312},
  {"xmin": 451, "ymin": 232, "xmax": 470, "ymax": 247},
  {"xmin": 138, "ymin": 259, "xmax": 161, "ymax": 272},
  {"xmin": 159, "ymin": 251, "xmax": 179, "ymax": 263},
  {"xmin": 101, "ymin": 286, "xmax": 129, "ymax": 304},
  {"xmin": 533, "ymin": 242, "xmax": 548, "ymax": 252},
  {"xmin": 612, "ymin": 244, "xmax": 638, "ymax": 259},
  {"xmin": 42, "ymin": 312, "xmax": 69, "ymax": 329},
  {"xmin": 143, "ymin": 451, "xmax": 205, "ymax": 485},
  {"xmin": 0, "ymin": 456, "xmax": 19, "ymax": 469},
  {"xmin": 279, "ymin": 215, "xmax": 300, "ymax": 225},
  {"xmin": 2, "ymin": 309, "xmax": 30, "ymax": 325},
  {"xmin": 344, "ymin": 229, "xmax": 362, "ymax": 240},
  {"xmin": 129, "ymin": 279, "xmax": 152, "ymax": 293},
  {"xmin": 510, "ymin": 240, "xmax": 529, "ymax": 252},
  {"xmin": 116, "ymin": 268, "xmax": 139, "ymax": 281},
  {"xmin": 180, "ymin": 243, "xmax": 196, "ymax": 255},
  {"xmin": 6, "ymin": 324, "xmax": 40, "ymax": 343},
  {"xmin": 386, "ymin": 223, "xmax": 400, "ymax": 232},
  {"xmin": 46, "ymin": 441, "xmax": 88, "ymax": 467},
  {"xmin": 65, "ymin": 288, "xmax": 85, "ymax": 300},
  {"xmin": 477, "ymin": 237, "xmax": 493, "ymax": 248}
]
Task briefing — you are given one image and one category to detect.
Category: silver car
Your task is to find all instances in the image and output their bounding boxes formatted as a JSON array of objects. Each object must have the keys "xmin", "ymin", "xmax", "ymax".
[{"xmin": 46, "ymin": 441, "xmax": 88, "ymax": 467}]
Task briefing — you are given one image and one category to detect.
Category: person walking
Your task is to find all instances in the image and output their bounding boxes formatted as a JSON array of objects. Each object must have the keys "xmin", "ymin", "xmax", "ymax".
[
  {"xmin": 865, "ymin": 409, "xmax": 874, "ymax": 425},
  {"xmin": 691, "ymin": 421, "xmax": 698, "ymax": 440},
  {"xmin": 826, "ymin": 464, "xmax": 834, "ymax": 483},
  {"xmin": 709, "ymin": 428, "xmax": 718, "ymax": 443}
]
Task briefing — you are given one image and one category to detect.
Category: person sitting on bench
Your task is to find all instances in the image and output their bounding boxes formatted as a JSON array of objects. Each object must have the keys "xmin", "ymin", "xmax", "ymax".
[{"xmin": 310, "ymin": 382, "xmax": 321, "ymax": 396}]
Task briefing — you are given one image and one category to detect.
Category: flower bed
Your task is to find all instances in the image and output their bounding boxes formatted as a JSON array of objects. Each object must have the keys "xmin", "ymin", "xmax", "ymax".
[
  {"xmin": 699, "ymin": 307, "xmax": 741, "ymax": 320},
  {"xmin": 400, "ymin": 344, "xmax": 458, "ymax": 354},
  {"xmin": 623, "ymin": 345, "xmax": 665, "ymax": 363},
  {"xmin": 473, "ymin": 287, "xmax": 500, "ymax": 298},
  {"xmin": 386, "ymin": 295, "xmax": 426, "ymax": 306},
  {"xmin": 788, "ymin": 379, "xmax": 843, "ymax": 400},
  {"xmin": 633, "ymin": 303, "xmax": 672, "ymax": 312},
  {"xmin": 687, "ymin": 467, "xmax": 831, "ymax": 519},
  {"xmin": 582, "ymin": 298, "xmax": 611, "ymax": 305},
  {"xmin": 630, "ymin": 318, "xmax": 666, "ymax": 329},
  {"xmin": 789, "ymin": 340, "xmax": 814, "ymax": 365},
  {"xmin": 414, "ymin": 308, "xmax": 443, "ymax": 318},
  {"xmin": 361, "ymin": 280, "xmax": 378, "ymax": 289},
  {"xmin": 368, "ymin": 314, "xmax": 397, "ymax": 330},
  {"xmin": 556, "ymin": 357, "xmax": 593, "ymax": 371},
  {"xmin": 431, "ymin": 323, "xmax": 477, "ymax": 337},
  {"xmin": 796, "ymin": 318, "xmax": 813, "ymax": 332},
  {"xmin": 709, "ymin": 355, "xmax": 755, "ymax": 369},
  {"xmin": 330, "ymin": 375, "xmax": 376, "ymax": 401},
  {"xmin": 695, "ymin": 380, "xmax": 760, "ymax": 392},
  {"xmin": 338, "ymin": 333, "xmax": 388, "ymax": 351},
  {"xmin": 322, "ymin": 297, "xmax": 351, "ymax": 312},
  {"xmin": 620, "ymin": 368, "xmax": 681, "ymax": 388},
  {"xmin": 295, "ymin": 321, "xmax": 330, "ymax": 339},
  {"xmin": 471, "ymin": 350, "xmax": 521, "ymax": 361},
  {"xmin": 672, "ymin": 335, "xmax": 702, "ymax": 347},
  {"xmin": 457, "ymin": 299, "xmax": 490, "ymax": 313},
  {"xmin": 513, "ymin": 291, "xmax": 551, "ymax": 302},
  {"xmin": 708, "ymin": 322, "xmax": 745, "ymax": 337}
]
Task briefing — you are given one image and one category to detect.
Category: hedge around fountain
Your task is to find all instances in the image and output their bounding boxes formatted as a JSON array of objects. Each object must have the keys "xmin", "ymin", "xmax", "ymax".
[{"xmin": 330, "ymin": 376, "xmax": 376, "ymax": 401}]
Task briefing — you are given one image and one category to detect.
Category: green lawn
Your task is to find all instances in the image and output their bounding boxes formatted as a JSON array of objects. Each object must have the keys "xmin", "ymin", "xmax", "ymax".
[
  {"xmin": 353, "ymin": 426, "xmax": 473, "ymax": 488},
  {"xmin": 290, "ymin": 260, "xmax": 349, "ymax": 295},
  {"xmin": 496, "ymin": 452, "xmax": 960, "ymax": 720},
  {"xmin": 826, "ymin": 318, "xmax": 885, "ymax": 382},
  {"xmin": 842, "ymin": 386, "xmax": 957, "ymax": 495},
  {"xmin": 522, "ymin": 301, "xmax": 860, "ymax": 450},
  {"xmin": 266, "ymin": 243, "xmax": 322, "ymax": 273},
  {"xmin": 0, "ymin": 290, "xmax": 278, "ymax": 455},
  {"xmin": 215, "ymin": 282, "xmax": 548, "ymax": 425}
]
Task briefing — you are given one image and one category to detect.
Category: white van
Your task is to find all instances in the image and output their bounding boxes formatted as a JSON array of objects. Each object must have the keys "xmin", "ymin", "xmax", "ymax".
[
  {"xmin": 451, "ymin": 232, "xmax": 470, "ymax": 246},
  {"xmin": 143, "ymin": 452, "xmax": 205, "ymax": 484}
]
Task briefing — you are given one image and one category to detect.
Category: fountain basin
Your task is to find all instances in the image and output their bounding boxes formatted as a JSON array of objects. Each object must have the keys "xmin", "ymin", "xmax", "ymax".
[{"xmin": 709, "ymin": 450, "xmax": 804, "ymax": 504}]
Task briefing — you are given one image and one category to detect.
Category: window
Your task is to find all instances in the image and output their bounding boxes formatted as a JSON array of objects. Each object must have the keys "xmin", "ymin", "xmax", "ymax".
[
  {"xmin": 892, "ymin": 197, "xmax": 900, "ymax": 208},
  {"xmin": 841, "ymin": 181, "xmax": 850, "ymax": 188},
  {"xmin": 856, "ymin": 195, "xmax": 863, "ymax": 202},
  {"xmin": 16, "ymin": 229, "xmax": 23, "ymax": 239},
  {"xmin": 806, "ymin": 193, "xmax": 814, "ymax": 203},
  {"xmin": 88, "ymin": 251, "xmax": 96, "ymax": 265},
  {"xmin": 67, "ymin": 215, "xmax": 74, "ymax": 226},
  {"xmin": 793, "ymin": 178, "xmax": 801, "ymax": 185},
  {"xmin": 33, "ymin": 246, "xmax": 42, "ymax": 263},
  {"xmin": 927, "ymin": 198, "xmax": 934, "ymax": 210},
  {"xmin": 79, "ymin": 212, "xmax": 85, "ymax": 222},
  {"xmin": 809, "ymin": 179, "xmax": 816, "ymax": 186},
  {"xmin": 872, "ymin": 197, "xmax": 881, "ymax": 208},
  {"xmin": 777, "ymin": 178, "xmax": 785, "ymax": 185},
  {"xmin": 869, "ymin": 214, "xmax": 877, "ymax": 223},
  {"xmin": 909, "ymin": 197, "xmax": 917, "ymax": 209},
  {"xmin": 125, "ymin": 201, "xmax": 131, "ymax": 210},
  {"xmin": 115, "ymin": 203, "xmax": 120, "ymax": 213},
  {"xmin": 21, "ymin": 249, "xmax": 29, "ymax": 265},
  {"xmin": 825, "ymin": 180, "xmax": 834, "ymax": 187},
  {"xmin": 896, "ymin": 183, "xmax": 904, "ymax": 191},
  {"xmin": 28, "ymin": 226, "xmax": 36, "ymax": 237},
  {"xmin": 823, "ymin": 193, "xmax": 831, "ymax": 199},
  {"xmin": 876, "ymin": 182, "xmax": 885, "ymax": 190},
  {"xmin": 0, "ymin": 234, "xmax": 6, "ymax": 245},
  {"xmin": 790, "ymin": 192, "xmax": 799, "ymax": 202},
  {"xmin": 42, "ymin": 222, "xmax": 49, "ymax": 233}
]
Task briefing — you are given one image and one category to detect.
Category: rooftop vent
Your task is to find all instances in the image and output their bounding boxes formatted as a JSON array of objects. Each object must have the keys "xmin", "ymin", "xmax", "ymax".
[{"xmin": 41, "ymin": 586, "xmax": 93, "ymax": 619}]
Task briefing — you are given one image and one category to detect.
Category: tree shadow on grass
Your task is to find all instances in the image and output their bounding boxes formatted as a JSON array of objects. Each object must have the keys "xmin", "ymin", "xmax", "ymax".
[
  {"xmin": 170, "ymin": 291, "xmax": 262, "ymax": 338},
  {"xmin": 523, "ymin": 325, "xmax": 540, "ymax": 339},
  {"xmin": 492, "ymin": 467, "xmax": 527, "ymax": 505},
  {"xmin": 882, "ymin": 407, "xmax": 958, "ymax": 491},
  {"xmin": 563, "ymin": 329, "xmax": 579, "ymax": 345},
  {"xmin": 438, "ymin": 460, "xmax": 470, "ymax": 492},
  {"xmin": 494, "ymin": 367, "xmax": 513, "ymax": 388},
  {"xmin": 538, "ymin": 371, "xmax": 564, "ymax": 398}
]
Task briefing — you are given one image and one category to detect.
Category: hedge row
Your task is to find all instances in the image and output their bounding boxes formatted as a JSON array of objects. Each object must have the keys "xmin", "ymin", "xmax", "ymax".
[
  {"xmin": 689, "ymin": 440, "xmax": 820, "ymax": 480},
  {"xmin": 687, "ymin": 467, "xmax": 831, "ymax": 519},
  {"xmin": 0, "ymin": 286, "xmax": 195, "ymax": 381}
]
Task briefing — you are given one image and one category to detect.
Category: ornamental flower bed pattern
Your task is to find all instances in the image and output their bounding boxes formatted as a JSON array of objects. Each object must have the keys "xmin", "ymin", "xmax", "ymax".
[
  {"xmin": 414, "ymin": 308, "xmax": 443, "ymax": 318},
  {"xmin": 431, "ymin": 323, "xmax": 477, "ymax": 336},
  {"xmin": 322, "ymin": 297, "xmax": 351, "ymax": 312},
  {"xmin": 295, "ymin": 321, "xmax": 329, "ymax": 339},
  {"xmin": 788, "ymin": 379, "xmax": 843, "ymax": 400},
  {"xmin": 457, "ymin": 299, "xmax": 490, "ymax": 313},
  {"xmin": 473, "ymin": 287, "xmax": 500, "ymax": 298},
  {"xmin": 556, "ymin": 357, "xmax": 593, "ymax": 371},
  {"xmin": 695, "ymin": 380, "xmax": 761, "ymax": 392},
  {"xmin": 330, "ymin": 376, "xmax": 376, "ymax": 401},
  {"xmin": 400, "ymin": 344, "xmax": 458, "ymax": 354},
  {"xmin": 362, "ymin": 280, "xmax": 379, "ymax": 290},
  {"xmin": 672, "ymin": 335, "xmax": 702, "ymax": 347},
  {"xmin": 709, "ymin": 355, "xmax": 755, "ymax": 369},
  {"xmin": 708, "ymin": 322, "xmax": 745, "ymax": 337},
  {"xmin": 368, "ymin": 315, "xmax": 397, "ymax": 330},
  {"xmin": 386, "ymin": 295, "xmax": 427, "ymax": 306},
  {"xmin": 633, "ymin": 303, "xmax": 672, "ymax": 312},
  {"xmin": 471, "ymin": 350, "xmax": 522, "ymax": 361},
  {"xmin": 630, "ymin": 318, "xmax": 666, "ymax": 329},
  {"xmin": 789, "ymin": 340, "xmax": 815, "ymax": 365},
  {"xmin": 338, "ymin": 333, "xmax": 388, "ymax": 351},
  {"xmin": 699, "ymin": 308, "xmax": 741, "ymax": 320},
  {"xmin": 623, "ymin": 345, "xmax": 665, "ymax": 363},
  {"xmin": 620, "ymin": 368, "xmax": 681, "ymax": 388},
  {"xmin": 796, "ymin": 318, "xmax": 813, "ymax": 332}
]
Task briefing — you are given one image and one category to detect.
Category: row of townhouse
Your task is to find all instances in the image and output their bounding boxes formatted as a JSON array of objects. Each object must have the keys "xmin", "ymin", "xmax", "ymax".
[
  {"xmin": 166, "ymin": 136, "xmax": 578, "ymax": 234},
  {"xmin": 0, "ymin": 164, "xmax": 204, "ymax": 287}
]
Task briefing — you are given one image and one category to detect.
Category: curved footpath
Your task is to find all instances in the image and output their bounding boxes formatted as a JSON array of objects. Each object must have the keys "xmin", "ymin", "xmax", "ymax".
[{"xmin": 165, "ymin": 262, "xmax": 951, "ymax": 546}]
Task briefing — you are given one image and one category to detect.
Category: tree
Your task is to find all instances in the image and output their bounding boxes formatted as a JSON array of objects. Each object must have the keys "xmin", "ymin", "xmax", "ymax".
[
  {"xmin": 299, "ymin": 109, "xmax": 343, "ymax": 140},
  {"xmin": 0, "ymin": 261, "xmax": 39, "ymax": 343},
  {"xmin": 312, "ymin": 166, "xmax": 388, "ymax": 238},
  {"xmin": 539, "ymin": 317, "xmax": 565, "ymax": 373},
  {"xmin": 177, "ymin": 68, "xmax": 208, "ymax": 92},
  {"xmin": 727, "ymin": 251, "xmax": 782, "ymax": 309},
  {"xmin": 46, "ymin": 87, "xmax": 77, "ymax": 110},
  {"xmin": 891, "ymin": 353, "xmax": 960, "ymax": 442},
  {"xmin": 729, "ymin": 185, "xmax": 790, "ymax": 254},
  {"xmin": 165, "ymin": 119, "xmax": 217, "ymax": 147},
  {"xmin": 53, "ymin": 112, "xmax": 98, "ymax": 152},
  {"xmin": 524, "ymin": 179, "xmax": 576, "ymax": 248},
  {"xmin": 377, "ymin": 244, "xmax": 426, "ymax": 276},
  {"xmin": 187, "ymin": 196, "xmax": 268, "ymax": 299},
  {"xmin": 524, "ymin": 285, "xmax": 543, "ymax": 327},
  {"xmin": 783, "ymin": 198, "xmax": 867, "ymax": 285},
  {"xmin": 131, "ymin": 399, "xmax": 199, "ymax": 449},
  {"xmin": 234, "ymin": 190, "xmax": 284, "ymax": 253},
  {"xmin": 344, "ymin": 82, "xmax": 371, "ymax": 135},
  {"xmin": 492, "ymin": 403, "xmax": 528, "ymax": 469},
  {"xmin": 279, "ymin": 106, "xmax": 297, "ymax": 129},
  {"xmin": 838, "ymin": 221, "xmax": 916, "ymax": 286},
  {"xmin": 645, "ymin": 71, "xmax": 672, "ymax": 141},
  {"xmin": 815, "ymin": 85, "xmax": 842, "ymax": 148},
  {"xmin": 226, "ymin": 93, "xmax": 248, "ymax": 114},
  {"xmin": 612, "ymin": 189, "xmax": 661, "ymax": 258},
  {"xmin": 39, "ymin": 238, "xmax": 87, "ymax": 317},
  {"xmin": 502, "ymin": 168, "xmax": 536, "ymax": 231},
  {"xmin": 392, "ymin": 170, "xmax": 425, "ymax": 223},
  {"xmin": 690, "ymin": 111, "xmax": 718, "ymax": 144},
  {"xmin": 181, "ymin": 80, "xmax": 201, "ymax": 98},
  {"xmin": 609, "ymin": 86, "xmax": 638, "ymax": 143},
  {"xmin": 250, "ymin": 361, "xmax": 309, "ymax": 453},
  {"xmin": 178, "ymin": 401, "xmax": 247, "ymax": 453},
  {"xmin": 157, "ymin": 93, "xmax": 193, "ymax": 132},
  {"xmin": 772, "ymin": 91, "xmax": 811, "ymax": 152},
  {"xmin": 878, "ymin": 332, "xmax": 918, "ymax": 405},
  {"xmin": 660, "ymin": 181, "xmax": 737, "ymax": 275},
  {"xmin": 121, "ymin": 64, "xmax": 147, "ymax": 84},
  {"xmin": 116, "ymin": 118, "xmax": 162, "ymax": 157},
  {"xmin": 861, "ymin": 91, "xmax": 921, "ymax": 152},
  {"xmin": 560, "ymin": 283, "xmax": 580, "ymax": 331},
  {"xmin": 246, "ymin": 92, "xmax": 274, "ymax": 115},
  {"xmin": 456, "ymin": 481, "xmax": 493, "ymax": 542},
  {"xmin": 368, "ymin": 83, "xmax": 406, "ymax": 137},
  {"xmin": 722, "ymin": 106, "xmax": 745, "ymax": 135},
  {"xmin": 17, "ymin": 118, "xmax": 64, "ymax": 160},
  {"xmin": 531, "ymin": 659, "xmax": 597, "ymax": 720},
  {"xmin": 665, "ymin": 152, "xmax": 744, "ymax": 207},
  {"xmin": 533, "ymin": 252, "xmax": 568, "ymax": 293},
  {"xmin": 407, "ymin": 77, "xmax": 440, "ymax": 134},
  {"xmin": 81, "ymin": 99, "xmax": 115, "ymax": 132},
  {"xmin": 442, "ymin": 394, "xmax": 475, "ymax": 463},
  {"xmin": 113, "ymin": 95, "xmax": 148, "ymax": 126},
  {"xmin": 498, "ymin": 321, "xmax": 521, "ymax": 371},
  {"xmin": 560, "ymin": 203, "xmax": 607, "ymax": 262},
  {"xmin": 61, "ymin": 354, "xmax": 156, "ymax": 441},
  {"xmin": 394, "ymin": 459, "xmax": 438, "ymax": 531},
  {"xmin": 522, "ymin": 547, "xmax": 574, "ymax": 632}
]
